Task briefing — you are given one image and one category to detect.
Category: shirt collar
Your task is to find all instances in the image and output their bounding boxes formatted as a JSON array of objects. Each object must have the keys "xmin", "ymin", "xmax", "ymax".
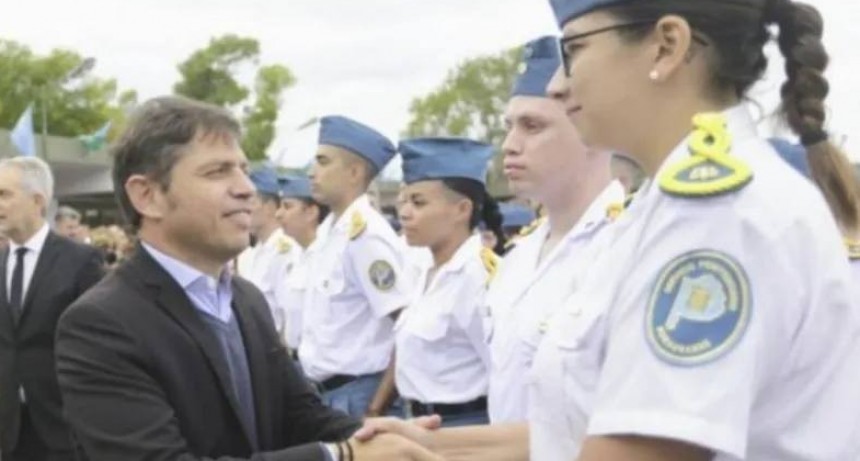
[
  {"xmin": 141, "ymin": 242, "xmax": 231, "ymax": 291},
  {"xmin": 575, "ymin": 180, "xmax": 626, "ymax": 233},
  {"xmin": 259, "ymin": 227, "xmax": 285, "ymax": 249},
  {"xmin": 438, "ymin": 234, "xmax": 484, "ymax": 275},
  {"xmin": 8, "ymin": 222, "xmax": 50, "ymax": 255}
]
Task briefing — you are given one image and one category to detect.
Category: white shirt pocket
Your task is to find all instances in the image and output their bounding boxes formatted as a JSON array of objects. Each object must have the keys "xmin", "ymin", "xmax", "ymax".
[
  {"xmin": 404, "ymin": 308, "xmax": 451, "ymax": 342},
  {"xmin": 550, "ymin": 303, "xmax": 607, "ymax": 434}
]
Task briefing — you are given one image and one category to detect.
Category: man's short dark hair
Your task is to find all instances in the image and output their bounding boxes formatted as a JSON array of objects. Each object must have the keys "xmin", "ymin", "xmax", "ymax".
[{"xmin": 111, "ymin": 96, "xmax": 241, "ymax": 231}]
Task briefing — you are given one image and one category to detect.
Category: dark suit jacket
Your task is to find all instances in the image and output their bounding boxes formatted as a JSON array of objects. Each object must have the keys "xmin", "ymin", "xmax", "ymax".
[
  {"xmin": 55, "ymin": 245, "xmax": 360, "ymax": 460},
  {"xmin": 0, "ymin": 231, "xmax": 104, "ymax": 454}
]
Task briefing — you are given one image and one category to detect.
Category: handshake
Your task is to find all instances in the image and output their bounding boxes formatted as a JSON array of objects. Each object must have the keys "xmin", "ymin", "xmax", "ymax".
[{"xmin": 329, "ymin": 415, "xmax": 444, "ymax": 461}]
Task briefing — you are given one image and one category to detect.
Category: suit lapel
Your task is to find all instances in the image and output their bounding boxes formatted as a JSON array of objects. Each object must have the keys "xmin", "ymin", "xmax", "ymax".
[
  {"xmin": 123, "ymin": 246, "xmax": 256, "ymax": 450},
  {"xmin": 18, "ymin": 233, "xmax": 62, "ymax": 328},
  {"xmin": 232, "ymin": 283, "xmax": 271, "ymax": 450},
  {"xmin": 0, "ymin": 249, "xmax": 12, "ymax": 338}
]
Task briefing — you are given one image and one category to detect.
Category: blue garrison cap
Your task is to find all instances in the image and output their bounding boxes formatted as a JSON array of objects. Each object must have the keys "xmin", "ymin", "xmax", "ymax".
[
  {"xmin": 768, "ymin": 138, "xmax": 810, "ymax": 178},
  {"xmin": 512, "ymin": 36, "xmax": 561, "ymax": 98},
  {"xmin": 399, "ymin": 137, "xmax": 494, "ymax": 185},
  {"xmin": 318, "ymin": 115, "xmax": 396, "ymax": 174},
  {"xmin": 549, "ymin": 0, "xmax": 620, "ymax": 27},
  {"xmin": 500, "ymin": 202, "xmax": 537, "ymax": 228},
  {"xmin": 278, "ymin": 174, "xmax": 313, "ymax": 199},
  {"xmin": 250, "ymin": 165, "xmax": 281, "ymax": 196}
]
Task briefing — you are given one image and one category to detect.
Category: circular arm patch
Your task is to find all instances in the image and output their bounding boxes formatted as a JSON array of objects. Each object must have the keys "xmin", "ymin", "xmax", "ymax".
[
  {"xmin": 646, "ymin": 250, "xmax": 752, "ymax": 366},
  {"xmin": 368, "ymin": 260, "xmax": 396, "ymax": 292}
]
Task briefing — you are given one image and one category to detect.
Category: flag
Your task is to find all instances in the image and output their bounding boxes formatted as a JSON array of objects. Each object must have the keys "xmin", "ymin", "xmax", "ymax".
[
  {"xmin": 79, "ymin": 121, "xmax": 112, "ymax": 153},
  {"xmin": 10, "ymin": 104, "xmax": 36, "ymax": 157}
]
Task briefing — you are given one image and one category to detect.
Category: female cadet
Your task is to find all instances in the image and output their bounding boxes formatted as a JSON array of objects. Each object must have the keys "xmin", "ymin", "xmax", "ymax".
[
  {"xmin": 487, "ymin": 34, "xmax": 625, "ymax": 424},
  {"xmin": 357, "ymin": 0, "xmax": 860, "ymax": 459},
  {"xmin": 393, "ymin": 137, "xmax": 505, "ymax": 427},
  {"xmin": 768, "ymin": 138, "xmax": 860, "ymax": 281},
  {"xmin": 273, "ymin": 174, "xmax": 328, "ymax": 357}
]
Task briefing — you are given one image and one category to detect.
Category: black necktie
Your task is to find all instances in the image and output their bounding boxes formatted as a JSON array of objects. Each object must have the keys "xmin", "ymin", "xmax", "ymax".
[{"xmin": 10, "ymin": 247, "xmax": 28, "ymax": 318}]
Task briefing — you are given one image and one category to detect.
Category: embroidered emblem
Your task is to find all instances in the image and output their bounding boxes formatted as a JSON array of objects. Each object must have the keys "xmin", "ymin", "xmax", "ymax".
[
  {"xmin": 646, "ymin": 249, "xmax": 752, "ymax": 366},
  {"xmin": 368, "ymin": 260, "xmax": 396, "ymax": 291}
]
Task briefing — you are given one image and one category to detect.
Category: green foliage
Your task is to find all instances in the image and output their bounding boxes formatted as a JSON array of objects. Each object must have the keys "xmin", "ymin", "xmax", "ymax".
[
  {"xmin": 174, "ymin": 35, "xmax": 296, "ymax": 161},
  {"xmin": 0, "ymin": 39, "xmax": 133, "ymax": 139},
  {"xmin": 404, "ymin": 46, "xmax": 522, "ymax": 195},
  {"xmin": 404, "ymin": 47, "xmax": 521, "ymax": 147}
]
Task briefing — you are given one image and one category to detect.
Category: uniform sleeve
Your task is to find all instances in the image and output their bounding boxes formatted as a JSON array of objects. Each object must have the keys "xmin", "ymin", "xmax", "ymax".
[
  {"xmin": 345, "ymin": 233, "xmax": 412, "ymax": 319},
  {"xmin": 585, "ymin": 199, "xmax": 799, "ymax": 459}
]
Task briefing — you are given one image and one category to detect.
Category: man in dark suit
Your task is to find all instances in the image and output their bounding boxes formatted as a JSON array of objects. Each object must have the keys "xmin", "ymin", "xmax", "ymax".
[
  {"xmin": 0, "ymin": 157, "xmax": 104, "ymax": 461},
  {"xmin": 55, "ymin": 96, "xmax": 441, "ymax": 461}
]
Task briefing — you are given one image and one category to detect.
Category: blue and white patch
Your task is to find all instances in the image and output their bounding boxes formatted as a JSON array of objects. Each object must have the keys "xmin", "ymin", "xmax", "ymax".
[{"xmin": 646, "ymin": 250, "xmax": 751, "ymax": 366}]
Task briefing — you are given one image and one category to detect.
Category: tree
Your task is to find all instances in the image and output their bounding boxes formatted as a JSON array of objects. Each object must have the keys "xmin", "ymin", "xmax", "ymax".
[
  {"xmin": 174, "ymin": 35, "xmax": 296, "ymax": 160},
  {"xmin": 0, "ymin": 40, "xmax": 135, "ymax": 140},
  {"xmin": 404, "ymin": 47, "xmax": 522, "ymax": 196},
  {"xmin": 241, "ymin": 65, "xmax": 296, "ymax": 160}
]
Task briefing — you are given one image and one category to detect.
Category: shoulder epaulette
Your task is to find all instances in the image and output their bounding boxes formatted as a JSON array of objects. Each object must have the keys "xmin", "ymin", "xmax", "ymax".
[
  {"xmin": 504, "ymin": 217, "xmax": 546, "ymax": 251},
  {"xmin": 276, "ymin": 237, "xmax": 292, "ymax": 254},
  {"xmin": 480, "ymin": 247, "xmax": 500, "ymax": 286},
  {"xmin": 349, "ymin": 211, "xmax": 367, "ymax": 240},
  {"xmin": 845, "ymin": 238, "xmax": 860, "ymax": 261},
  {"xmin": 659, "ymin": 112, "xmax": 753, "ymax": 198}
]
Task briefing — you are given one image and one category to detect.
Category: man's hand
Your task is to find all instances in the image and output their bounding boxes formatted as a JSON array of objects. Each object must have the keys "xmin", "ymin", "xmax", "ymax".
[
  {"xmin": 350, "ymin": 433, "xmax": 444, "ymax": 460},
  {"xmin": 354, "ymin": 416, "xmax": 442, "ymax": 450}
]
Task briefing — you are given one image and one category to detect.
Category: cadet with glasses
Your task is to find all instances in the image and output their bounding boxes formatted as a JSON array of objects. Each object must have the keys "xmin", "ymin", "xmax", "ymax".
[{"xmin": 356, "ymin": 1, "xmax": 860, "ymax": 460}]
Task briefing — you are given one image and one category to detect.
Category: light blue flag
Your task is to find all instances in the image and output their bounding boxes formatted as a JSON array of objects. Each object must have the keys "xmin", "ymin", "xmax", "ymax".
[
  {"xmin": 79, "ymin": 121, "xmax": 112, "ymax": 153},
  {"xmin": 10, "ymin": 104, "xmax": 36, "ymax": 157}
]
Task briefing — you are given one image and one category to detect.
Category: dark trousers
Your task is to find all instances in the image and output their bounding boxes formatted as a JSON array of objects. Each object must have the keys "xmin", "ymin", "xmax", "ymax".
[{"xmin": 4, "ymin": 406, "xmax": 73, "ymax": 461}]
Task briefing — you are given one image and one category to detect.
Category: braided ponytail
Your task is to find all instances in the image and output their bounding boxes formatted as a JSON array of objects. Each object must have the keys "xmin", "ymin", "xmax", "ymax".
[
  {"xmin": 768, "ymin": 0, "xmax": 860, "ymax": 232},
  {"xmin": 442, "ymin": 178, "xmax": 509, "ymax": 255}
]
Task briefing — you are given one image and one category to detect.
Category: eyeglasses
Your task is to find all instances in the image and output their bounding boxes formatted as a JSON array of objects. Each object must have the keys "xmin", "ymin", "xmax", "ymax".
[{"xmin": 558, "ymin": 21, "xmax": 709, "ymax": 76}]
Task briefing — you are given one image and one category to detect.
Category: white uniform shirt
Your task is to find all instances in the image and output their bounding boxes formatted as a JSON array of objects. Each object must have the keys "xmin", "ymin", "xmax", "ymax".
[
  {"xmin": 528, "ymin": 105, "xmax": 860, "ymax": 461},
  {"xmin": 394, "ymin": 235, "xmax": 491, "ymax": 404},
  {"xmin": 235, "ymin": 228, "xmax": 301, "ymax": 334},
  {"xmin": 272, "ymin": 242, "xmax": 307, "ymax": 349},
  {"xmin": 299, "ymin": 195, "xmax": 412, "ymax": 382},
  {"xmin": 486, "ymin": 181, "xmax": 625, "ymax": 423}
]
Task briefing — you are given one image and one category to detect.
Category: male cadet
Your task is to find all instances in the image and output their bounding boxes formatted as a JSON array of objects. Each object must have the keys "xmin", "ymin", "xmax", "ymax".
[
  {"xmin": 487, "ymin": 36, "xmax": 624, "ymax": 423},
  {"xmin": 301, "ymin": 116, "xmax": 412, "ymax": 417},
  {"xmin": 273, "ymin": 174, "xmax": 328, "ymax": 356},
  {"xmin": 236, "ymin": 165, "xmax": 300, "ymax": 334}
]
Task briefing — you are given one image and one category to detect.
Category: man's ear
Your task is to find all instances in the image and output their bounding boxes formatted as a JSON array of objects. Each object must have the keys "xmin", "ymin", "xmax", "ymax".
[{"xmin": 125, "ymin": 175, "xmax": 167, "ymax": 222}]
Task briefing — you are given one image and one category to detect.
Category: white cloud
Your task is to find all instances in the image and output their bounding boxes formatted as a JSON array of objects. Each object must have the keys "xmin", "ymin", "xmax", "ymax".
[{"xmin": 2, "ymin": 0, "xmax": 857, "ymax": 169}]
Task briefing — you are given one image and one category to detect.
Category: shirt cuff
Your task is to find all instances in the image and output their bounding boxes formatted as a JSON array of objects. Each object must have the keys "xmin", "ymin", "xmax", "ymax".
[{"xmin": 320, "ymin": 442, "xmax": 337, "ymax": 461}]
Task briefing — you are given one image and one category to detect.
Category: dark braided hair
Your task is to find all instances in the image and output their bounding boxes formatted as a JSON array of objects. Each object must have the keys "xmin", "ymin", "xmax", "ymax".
[
  {"xmin": 442, "ymin": 178, "xmax": 507, "ymax": 255},
  {"xmin": 605, "ymin": 0, "xmax": 860, "ymax": 232},
  {"xmin": 768, "ymin": 0, "xmax": 860, "ymax": 232}
]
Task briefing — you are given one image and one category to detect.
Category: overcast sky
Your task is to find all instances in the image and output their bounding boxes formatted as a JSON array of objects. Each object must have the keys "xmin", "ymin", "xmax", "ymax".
[{"xmin": 2, "ymin": 0, "xmax": 858, "ymax": 173}]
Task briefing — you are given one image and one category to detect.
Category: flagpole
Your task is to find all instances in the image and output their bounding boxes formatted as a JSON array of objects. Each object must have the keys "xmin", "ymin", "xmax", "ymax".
[{"xmin": 40, "ymin": 90, "xmax": 48, "ymax": 158}]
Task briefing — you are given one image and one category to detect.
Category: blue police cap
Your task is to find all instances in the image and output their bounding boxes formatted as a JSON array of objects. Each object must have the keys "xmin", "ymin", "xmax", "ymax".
[
  {"xmin": 768, "ymin": 138, "xmax": 810, "ymax": 178},
  {"xmin": 249, "ymin": 165, "xmax": 281, "ymax": 196},
  {"xmin": 500, "ymin": 202, "xmax": 537, "ymax": 228},
  {"xmin": 399, "ymin": 137, "xmax": 494, "ymax": 185},
  {"xmin": 318, "ymin": 115, "xmax": 396, "ymax": 174},
  {"xmin": 549, "ymin": 0, "xmax": 623, "ymax": 27},
  {"xmin": 512, "ymin": 36, "xmax": 562, "ymax": 98},
  {"xmin": 278, "ymin": 174, "xmax": 313, "ymax": 199}
]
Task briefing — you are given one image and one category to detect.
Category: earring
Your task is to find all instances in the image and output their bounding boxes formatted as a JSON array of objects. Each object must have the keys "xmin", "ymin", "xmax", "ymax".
[{"xmin": 649, "ymin": 70, "xmax": 660, "ymax": 81}]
